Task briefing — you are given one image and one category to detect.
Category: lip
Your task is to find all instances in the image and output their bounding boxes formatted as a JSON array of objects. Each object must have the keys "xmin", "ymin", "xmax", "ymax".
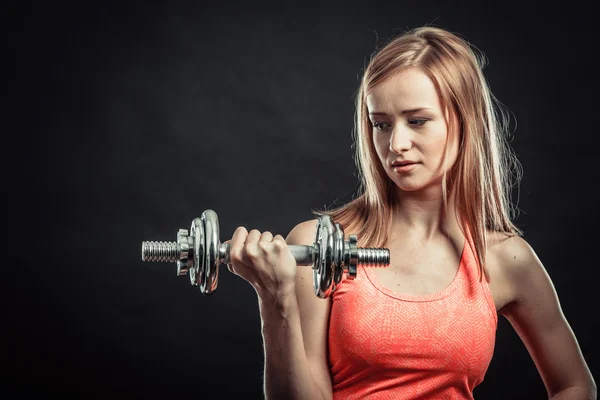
[
  {"xmin": 392, "ymin": 162, "xmax": 419, "ymax": 173},
  {"xmin": 391, "ymin": 160, "xmax": 418, "ymax": 167}
]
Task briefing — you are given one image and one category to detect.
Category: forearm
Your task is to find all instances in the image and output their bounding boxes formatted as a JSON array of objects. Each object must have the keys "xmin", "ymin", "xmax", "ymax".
[{"xmin": 259, "ymin": 293, "xmax": 328, "ymax": 400}]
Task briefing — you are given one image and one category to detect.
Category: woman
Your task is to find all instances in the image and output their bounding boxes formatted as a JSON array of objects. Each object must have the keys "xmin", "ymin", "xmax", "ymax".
[{"xmin": 225, "ymin": 26, "xmax": 596, "ymax": 399}]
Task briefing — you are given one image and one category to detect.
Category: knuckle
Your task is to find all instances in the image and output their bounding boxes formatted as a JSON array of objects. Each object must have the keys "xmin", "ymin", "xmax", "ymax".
[
  {"xmin": 257, "ymin": 241, "xmax": 270, "ymax": 252},
  {"xmin": 228, "ymin": 248, "xmax": 241, "ymax": 264},
  {"xmin": 245, "ymin": 245, "xmax": 260, "ymax": 260}
]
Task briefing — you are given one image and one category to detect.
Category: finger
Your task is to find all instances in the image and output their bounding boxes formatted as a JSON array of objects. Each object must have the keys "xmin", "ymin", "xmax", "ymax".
[
  {"xmin": 273, "ymin": 234, "xmax": 286, "ymax": 242},
  {"xmin": 245, "ymin": 229, "xmax": 262, "ymax": 245},
  {"xmin": 272, "ymin": 234, "xmax": 288, "ymax": 252},
  {"xmin": 230, "ymin": 226, "xmax": 249, "ymax": 249},
  {"xmin": 260, "ymin": 231, "xmax": 273, "ymax": 242},
  {"xmin": 244, "ymin": 229, "xmax": 264, "ymax": 262},
  {"xmin": 228, "ymin": 227, "xmax": 248, "ymax": 265}
]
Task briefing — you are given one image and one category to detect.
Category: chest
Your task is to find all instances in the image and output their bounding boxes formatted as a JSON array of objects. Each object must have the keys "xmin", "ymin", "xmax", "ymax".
[
  {"xmin": 328, "ymin": 260, "xmax": 498, "ymax": 389},
  {"xmin": 371, "ymin": 237, "xmax": 513, "ymax": 312},
  {"xmin": 371, "ymin": 238, "xmax": 464, "ymax": 297}
]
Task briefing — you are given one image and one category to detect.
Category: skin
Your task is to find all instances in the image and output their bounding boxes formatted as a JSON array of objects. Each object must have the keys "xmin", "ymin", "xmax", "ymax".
[
  {"xmin": 366, "ymin": 68, "xmax": 596, "ymax": 398},
  {"xmin": 226, "ymin": 67, "xmax": 596, "ymax": 399},
  {"xmin": 367, "ymin": 67, "xmax": 466, "ymax": 297}
]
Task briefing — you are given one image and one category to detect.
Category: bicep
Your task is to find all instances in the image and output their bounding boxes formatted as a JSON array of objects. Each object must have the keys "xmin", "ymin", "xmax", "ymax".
[
  {"xmin": 501, "ymin": 238, "xmax": 594, "ymax": 396},
  {"xmin": 286, "ymin": 220, "xmax": 333, "ymax": 398}
]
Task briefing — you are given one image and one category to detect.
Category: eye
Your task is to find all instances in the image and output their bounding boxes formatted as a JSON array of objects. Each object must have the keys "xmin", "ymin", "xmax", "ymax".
[
  {"xmin": 409, "ymin": 119, "xmax": 428, "ymax": 127},
  {"xmin": 372, "ymin": 122, "xmax": 391, "ymax": 132}
]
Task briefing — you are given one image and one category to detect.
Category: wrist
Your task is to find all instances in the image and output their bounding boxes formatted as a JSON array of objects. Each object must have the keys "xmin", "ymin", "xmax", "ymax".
[
  {"xmin": 257, "ymin": 286, "xmax": 298, "ymax": 318},
  {"xmin": 255, "ymin": 281, "xmax": 296, "ymax": 303}
]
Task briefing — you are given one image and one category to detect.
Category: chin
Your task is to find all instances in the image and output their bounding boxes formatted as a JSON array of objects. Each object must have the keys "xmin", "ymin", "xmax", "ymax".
[
  {"xmin": 390, "ymin": 179, "xmax": 426, "ymax": 192},
  {"xmin": 390, "ymin": 175, "xmax": 442, "ymax": 194},
  {"xmin": 396, "ymin": 184, "xmax": 426, "ymax": 192}
]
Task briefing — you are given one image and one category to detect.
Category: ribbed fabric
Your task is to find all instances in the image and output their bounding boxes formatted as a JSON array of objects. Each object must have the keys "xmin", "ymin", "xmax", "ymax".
[{"xmin": 328, "ymin": 227, "xmax": 498, "ymax": 399}]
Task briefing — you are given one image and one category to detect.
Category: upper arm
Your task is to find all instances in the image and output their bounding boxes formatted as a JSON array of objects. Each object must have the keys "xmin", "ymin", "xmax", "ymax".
[
  {"xmin": 286, "ymin": 219, "xmax": 333, "ymax": 399},
  {"xmin": 499, "ymin": 236, "xmax": 596, "ymax": 397}
]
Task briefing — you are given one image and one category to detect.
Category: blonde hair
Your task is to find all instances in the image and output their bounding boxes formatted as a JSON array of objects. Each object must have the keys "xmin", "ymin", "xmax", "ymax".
[{"xmin": 312, "ymin": 26, "xmax": 523, "ymax": 281}]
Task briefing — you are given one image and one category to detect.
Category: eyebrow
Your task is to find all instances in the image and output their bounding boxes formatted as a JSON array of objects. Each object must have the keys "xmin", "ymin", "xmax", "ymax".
[{"xmin": 368, "ymin": 107, "xmax": 432, "ymax": 116}]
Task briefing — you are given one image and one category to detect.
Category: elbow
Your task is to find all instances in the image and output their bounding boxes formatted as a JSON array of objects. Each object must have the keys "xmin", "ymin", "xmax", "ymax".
[
  {"xmin": 582, "ymin": 378, "xmax": 597, "ymax": 400},
  {"xmin": 549, "ymin": 382, "xmax": 597, "ymax": 400}
]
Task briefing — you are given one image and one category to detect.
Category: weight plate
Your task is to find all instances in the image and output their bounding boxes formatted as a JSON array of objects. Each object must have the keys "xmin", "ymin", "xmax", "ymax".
[
  {"xmin": 201, "ymin": 210, "xmax": 220, "ymax": 295},
  {"xmin": 332, "ymin": 222, "xmax": 344, "ymax": 289},
  {"xmin": 314, "ymin": 215, "xmax": 335, "ymax": 298},
  {"xmin": 190, "ymin": 218, "xmax": 204, "ymax": 286}
]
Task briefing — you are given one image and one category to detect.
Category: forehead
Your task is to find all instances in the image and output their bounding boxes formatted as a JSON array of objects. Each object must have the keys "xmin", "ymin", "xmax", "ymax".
[{"xmin": 366, "ymin": 68, "xmax": 442, "ymax": 113}]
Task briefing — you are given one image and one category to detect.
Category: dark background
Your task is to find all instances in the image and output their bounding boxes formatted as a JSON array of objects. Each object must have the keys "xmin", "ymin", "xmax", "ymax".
[{"xmin": 9, "ymin": 0, "xmax": 598, "ymax": 398}]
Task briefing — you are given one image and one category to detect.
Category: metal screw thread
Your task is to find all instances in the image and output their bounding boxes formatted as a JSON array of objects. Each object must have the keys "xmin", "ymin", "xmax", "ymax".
[
  {"xmin": 141, "ymin": 241, "xmax": 180, "ymax": 262},
  {"xmin": 357, "ymin": 248, "xmax": 390, "ymax": 267}
]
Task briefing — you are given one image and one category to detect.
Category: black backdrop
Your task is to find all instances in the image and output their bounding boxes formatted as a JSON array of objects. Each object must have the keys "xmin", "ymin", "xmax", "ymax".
[{"xmin": 10, "ymin": 1, "xmax": 599, "ymax": 398}]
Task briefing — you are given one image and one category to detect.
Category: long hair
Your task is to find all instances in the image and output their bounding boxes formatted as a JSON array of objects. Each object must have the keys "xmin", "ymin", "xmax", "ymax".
[{"xmin": 312, "ymin": 26, "xmax": 523, "ymax": 281}]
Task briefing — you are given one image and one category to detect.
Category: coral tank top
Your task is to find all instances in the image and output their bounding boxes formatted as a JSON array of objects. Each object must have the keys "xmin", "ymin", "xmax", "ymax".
[{"xmin": 328, "ymin": 227, "xmax": 498, "ymax": 399}]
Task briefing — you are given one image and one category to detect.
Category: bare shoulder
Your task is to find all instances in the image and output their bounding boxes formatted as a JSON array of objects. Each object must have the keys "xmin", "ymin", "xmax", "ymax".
[
  {"xmin": 285, "ymin": 218, "xmax": 319, "ymax": 245},
  {"xmin": 487, "ymin": 232, "xmax": 538, "ymax": 268},
  {"xmin": 487, "ymin": 232, "xmax": 542, "ymax": 279},
  {"xmin": 486, "ymin": 231, "xmax": 550, "ymax": 315},
  {"xmin": 285, "ymin": 217, "xmax": 324, "ymax": 304}
]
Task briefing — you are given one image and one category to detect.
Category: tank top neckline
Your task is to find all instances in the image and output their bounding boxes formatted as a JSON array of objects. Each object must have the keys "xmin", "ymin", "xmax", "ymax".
[{"xmin": 362, "ymin": 235, "xmax": 467, "ymax": 302}]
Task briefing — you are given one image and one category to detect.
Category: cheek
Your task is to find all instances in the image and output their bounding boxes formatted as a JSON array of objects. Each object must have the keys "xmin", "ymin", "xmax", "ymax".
[
  {"xmin": 435, "ymin": 136, "xmax": 450, "ymax": 154},
  {"xmin": 435, "ymin": 132, "xmax": 460, "ymax": 170},
  {"xmin": 419, "ymin": 133, "xmax": 447, "ymax": 158},
  {"xmin": 428, "ymin": 123, "xmax": 453, "ymax": 154},
  {"xmin": 372, "ymin": 135, "xmax": 388, "ymax": 158},
  {"xmin": 444, "ymin": 127, "xmax": 460, "ymax": 159}
]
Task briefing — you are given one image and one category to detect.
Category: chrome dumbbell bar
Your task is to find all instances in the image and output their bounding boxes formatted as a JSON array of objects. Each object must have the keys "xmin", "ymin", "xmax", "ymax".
[{"xmin": 141, "ymin": 209, "xmax": 390, "ymax": 298}]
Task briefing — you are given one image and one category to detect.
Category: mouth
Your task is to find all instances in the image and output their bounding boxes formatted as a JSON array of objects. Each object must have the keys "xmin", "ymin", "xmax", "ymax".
[{"xmin": 392, "ymin": 162, "xmax": 419, "ymax": 172}]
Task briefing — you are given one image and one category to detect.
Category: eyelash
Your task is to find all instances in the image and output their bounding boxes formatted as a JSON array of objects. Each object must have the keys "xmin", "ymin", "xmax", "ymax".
[{"xmin": 372, "ymin": 119, "xmax": 428, "ymax": 131}]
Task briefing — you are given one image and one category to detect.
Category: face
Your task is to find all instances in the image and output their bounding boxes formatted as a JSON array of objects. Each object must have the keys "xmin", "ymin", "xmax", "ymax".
[{"xmin": 366, "ymin": 67, "xmax": 460, "ymax": 194}]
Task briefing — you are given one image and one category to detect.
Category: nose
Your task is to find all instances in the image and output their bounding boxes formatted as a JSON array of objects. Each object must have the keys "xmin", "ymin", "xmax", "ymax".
[{"xmin": 389, "ymin": 125, "xmax": 412, "ymax": 154}]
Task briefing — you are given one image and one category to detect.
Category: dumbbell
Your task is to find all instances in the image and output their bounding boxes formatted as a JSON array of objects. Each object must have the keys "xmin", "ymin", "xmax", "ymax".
[{"xmin": 141, "ymin": 209, "xmax": 390, "ymax": 298}]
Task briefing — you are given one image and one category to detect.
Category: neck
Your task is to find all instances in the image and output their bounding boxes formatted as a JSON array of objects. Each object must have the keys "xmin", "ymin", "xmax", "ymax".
[{"xmin": 390, "ymin": 183, "xmax": 460, "ymax": 242}]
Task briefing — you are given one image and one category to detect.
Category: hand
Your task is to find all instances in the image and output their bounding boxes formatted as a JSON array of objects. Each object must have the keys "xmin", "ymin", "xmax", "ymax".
[{"xmin": 225, "ymin": 227, "xmax": 297, "ymax": 300}]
